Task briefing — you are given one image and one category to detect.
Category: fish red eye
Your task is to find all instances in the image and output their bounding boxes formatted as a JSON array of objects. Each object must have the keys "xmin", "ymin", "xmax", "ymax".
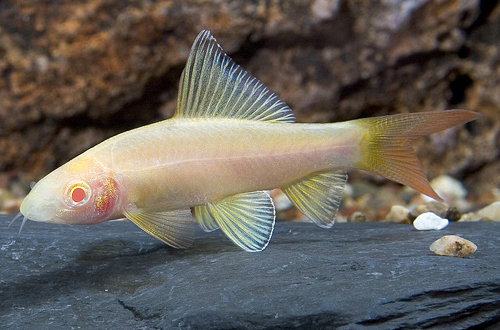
[
  {"xmin": 71, "ymin": 187, "xmax": 86, "ymax": 203},
  {"xmin": 65, "ymin": 181, "xmax": 91, "ymax": 207}
]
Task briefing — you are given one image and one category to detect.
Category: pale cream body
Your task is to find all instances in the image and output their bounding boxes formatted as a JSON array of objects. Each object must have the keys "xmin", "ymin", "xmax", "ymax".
[{"xmin": 87, "ymin": 118, "xmax": 361, "ymax": 214}]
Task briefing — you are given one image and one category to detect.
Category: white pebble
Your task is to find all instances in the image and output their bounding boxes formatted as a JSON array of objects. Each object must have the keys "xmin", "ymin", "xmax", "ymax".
[
  {"xmin": 429, "ymin": 175, "xmax": 467, "ymax": 200},
  {"xmin": 413, "ymin": 212, "xmax": 449, "ymax": 230},
  {"xmin": 429, "ymin": 235, "xmax": 477, "ymax": 258},
  {"xmin": 477, "ymin": 201, "xmax": 500, "ymax": 221},
  {"xmin": 343, "ymin": 183, "xmax": 354, "ymax": 198},
  {"xmin": 385, "ymin": 205, "xmax": 409, "ymax": 223},
  {"xmin": 272, "ymin": 191, "xmax": 293, "ymax": 211}
]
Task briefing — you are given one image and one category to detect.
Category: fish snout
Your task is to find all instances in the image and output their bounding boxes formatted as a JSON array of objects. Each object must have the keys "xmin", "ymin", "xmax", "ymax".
[{"xmin": 19, "ymin": 193, "xmax": 59, "ymax": 223}]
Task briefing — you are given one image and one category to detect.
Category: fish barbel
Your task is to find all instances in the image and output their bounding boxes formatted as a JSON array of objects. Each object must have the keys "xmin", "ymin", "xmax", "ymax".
[{"xmin": 18, "ymin": 30, "xmax": 479, "ymax": 251}]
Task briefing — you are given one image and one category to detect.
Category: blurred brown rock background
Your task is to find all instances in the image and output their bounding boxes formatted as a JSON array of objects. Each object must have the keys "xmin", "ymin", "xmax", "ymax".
[{"xmin": 0, "ymin": 0, "xmax": 499, "ymax": 199}]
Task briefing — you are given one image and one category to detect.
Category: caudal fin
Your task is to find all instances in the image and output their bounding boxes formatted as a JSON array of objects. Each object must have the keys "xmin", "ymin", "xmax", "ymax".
[{"xmin": 354, "ymin": 110, "xmax": 480, "ymax": 201}]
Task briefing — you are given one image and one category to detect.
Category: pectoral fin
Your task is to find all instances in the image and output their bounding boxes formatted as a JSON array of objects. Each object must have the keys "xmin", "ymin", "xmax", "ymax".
[
  {"xmin": 124, "ymin": 208, "xmax": 194, "ymax": 249},
  {"xmin": 282, "ymin": 171, "xmax": 347, "ymax": 228},
  {"xmin": 194, "ymin": 191, "xmax": 275, "ymax": 252}
]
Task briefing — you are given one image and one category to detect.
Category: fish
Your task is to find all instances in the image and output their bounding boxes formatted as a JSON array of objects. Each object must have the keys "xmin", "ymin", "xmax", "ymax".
[{"xmin": 17, "ymin": 30, "xmax": 479, "ymax": 252}]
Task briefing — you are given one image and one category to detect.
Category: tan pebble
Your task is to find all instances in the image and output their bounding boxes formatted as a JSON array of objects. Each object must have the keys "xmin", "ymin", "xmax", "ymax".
[
  {"xmin": 348, "ymin": 211, "xmax": 366, "ymax": 222},
  {"xmin": 477, "ymin": 201, "xmax": 500, "ymax": 221},
  {"xmin": 409, "ymin": 201, "xmax": 448, "ymax": 221},
  {"xmin": 335, "ymin": 215, "xmax": 348, "ymax": 223},
  {"xmin": 458, "ymin": 212, "xmax": 483, "ymax": 222},
  {"xmin": 385, "ymin": 205, "xmax": 410, "ymax": 224},
  {"xmin": 429, "ymin": 235, "xmax": 477, "ymax": 258},
  {"xmin": 2, "ymin": 198, "xmax": 22, "ymax": 214}
]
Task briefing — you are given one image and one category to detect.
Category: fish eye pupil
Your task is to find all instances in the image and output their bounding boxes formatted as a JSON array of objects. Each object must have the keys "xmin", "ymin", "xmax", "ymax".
[{"xmin": 71, "ymin": 187, "xmax": 86, "ymax": 203}]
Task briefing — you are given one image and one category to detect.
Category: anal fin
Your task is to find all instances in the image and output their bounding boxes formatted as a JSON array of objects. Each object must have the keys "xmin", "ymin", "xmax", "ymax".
[
  {"xmin": 282, "ymin": 171, "xmax": 347, "ymax": 228},
  {"xmin": 194, "ymin": 191, "xmax": 275, "ymax": 252},
  {"xmin": 124, "ymin": 208, "xmax": 194, "ymax": 249}
]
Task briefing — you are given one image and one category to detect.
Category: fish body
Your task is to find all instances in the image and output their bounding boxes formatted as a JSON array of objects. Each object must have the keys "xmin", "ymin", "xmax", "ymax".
[
  {"xmin": 19, "ymin": 30, "xmax": 479, "ymax": 251},
  {"xmin": 82, "ymin": 119, "xmax": 358, "ymax": 211}
]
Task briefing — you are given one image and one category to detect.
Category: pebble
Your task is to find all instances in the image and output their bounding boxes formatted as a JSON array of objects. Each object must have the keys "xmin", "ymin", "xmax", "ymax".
[
  {"xmin": 477, "ymin": 201, "xmax": 500, "ymax": 221},
  {"xmin": 429, "ymin": 235, "xmax": 477, "ymax": 258},
  {"xmin": 271, "ymin": 190, "xmax": 293, "ymax": 211},
  {"xmin": 445, "ymin": 206, "xmax": 461, "ymax": 222},
  {"xmin": 409, "ymin": 202, "xmax": 448, "ymax": 221},
  {"xmin": 348, "ymin": 211, "xmax": 367, "ymax": 222},
  {"xmin": 0, "ymin": 188, "xmax": 22, "ymax": 214},
  {"xmin": 413, "ymin": 212, "xmax": 449, "ymax": 230},
  {"xmin": 385, "ymin": 205, "xmax": 410, "ymax": 224},
  {"xmin": 335, "ymin": 215, "xmax": 348, "ymax": 223},
  {"xmin": 343, "ymin": 183, "xmax": 354, "ymax": 199},
  {"xmin": 429, "ymin": 175, "xmax": 468, "ymax": 200},
  {"xmin": 458, "ymin": 212, "xmax": 483, "ymax": 222},
  {"xmin": 409, "ymin": 202, "xmax": 461, "ymax": 222},
  {"xmin": 2, "ymin": 198, "xmax": 22, "ymax": 214}
]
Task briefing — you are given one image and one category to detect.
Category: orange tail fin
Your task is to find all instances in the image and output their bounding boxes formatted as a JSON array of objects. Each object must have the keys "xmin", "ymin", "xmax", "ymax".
[{"xmin": 354, "ymin": 110, "xmax": 480, "ymax": 201}]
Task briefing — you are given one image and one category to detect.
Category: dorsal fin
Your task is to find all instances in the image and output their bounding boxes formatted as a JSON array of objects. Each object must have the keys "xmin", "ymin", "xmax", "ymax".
[{"xmin": 175, "ymin": 30, "xmax": 295, "ymax": 123}]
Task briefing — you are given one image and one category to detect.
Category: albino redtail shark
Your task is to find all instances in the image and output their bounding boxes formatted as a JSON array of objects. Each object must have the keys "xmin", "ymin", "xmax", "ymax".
[{"xmin": 15, "ymin": 30, "xmax": 478, "ymax": 252}]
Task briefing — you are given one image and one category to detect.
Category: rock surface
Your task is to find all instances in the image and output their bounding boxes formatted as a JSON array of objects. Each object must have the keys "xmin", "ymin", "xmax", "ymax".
[
  {"xmin": 1, "ymin": 214, "xmax": 500, "ymax": 329},
  {"xmin": 0, "ymin": 0, "xmax": 499, "ymax": 198}
]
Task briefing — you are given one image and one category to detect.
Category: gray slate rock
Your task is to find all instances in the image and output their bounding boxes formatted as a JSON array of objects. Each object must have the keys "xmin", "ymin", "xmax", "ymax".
[{"xmin": 1, "ymin": 215, "xmax": 499, "ymax": 329}]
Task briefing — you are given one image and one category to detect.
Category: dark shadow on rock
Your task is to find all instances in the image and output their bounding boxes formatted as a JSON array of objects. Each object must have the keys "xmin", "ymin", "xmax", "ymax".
[
  {"xmin": 359, "ymin": 281, "xmax": 500, "ymax": 329},
  {"xmin": 0, "ymin": 238, "xmax": 184, "ymax": 315},
  {"xmin": 0, "ymin": 216, "xmax": 246, "ymax": 322},
  {"xmin": 169, "ymin": 310, "xmax": 349, "ymax": 330}
]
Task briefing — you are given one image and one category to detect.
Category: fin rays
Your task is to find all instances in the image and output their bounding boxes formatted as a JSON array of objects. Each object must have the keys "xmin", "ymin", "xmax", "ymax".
[
  {"xmin": 355, "ymin": 110, "xmax": 480, "ymax": 201},
  {"xmin": 194, "ymin": 191, "xmax": 275, "ymax": 252},
  {"xmin": 282, "ymin": 171, "xmax": 347, "ymax": 228},
  {"xmin": 124, "ymin": 208, "xmax": 194, "ymax": 249},
  {"xmin": 176, "ymin": 30, "xmax": 295, "ymax": 123}
]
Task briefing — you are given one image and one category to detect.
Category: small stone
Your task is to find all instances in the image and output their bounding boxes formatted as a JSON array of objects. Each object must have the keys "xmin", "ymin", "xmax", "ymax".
[
  {"xmin": 409, "ymin": 202, "xmax": 449, "ymax": 221},
  {"xmin": 272, "ymin": 190, "xmax": 293, "ymax": 211},
  {"xmin": 445, "ymin": 206, "xmax": 461, "ymax": 222},
  {"xmin": 2, "ymin": 198, "xmax": 22, "ymax": 214},
  {"xmin": 348, "ymin": 211, "xmax": 367, "ymax": 222},
  {"xmin": 430, "ymin": 175, "xmax": 468, "ymax": 200},
  {"xmin": 477, "ymin": 201, "xmax": 500, "ymax": 221},
  {"xmin": 429, "ymin": 235, "xmax": 477, "ymax": 258},
  {"xmin": 335, "ymin": 215, "xmax": 348, "ymax": 223},
  {"xmin": 343, "ymin": 183, "xmax": 354, "ymax": 198},
  {"xmin": 413, "ymin": 212, "xmax": 449, "ymax": 230},
  {"xmin": 0, "ymin": 188, "xmax": 23, "ymax": 214},
  {"xmin": 385, "ymin": 205, "xmax": 410, "ymax": 224},
  {"xmin": 458, "ymin": 212, "xmax": 483, "ymax": 222}
]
